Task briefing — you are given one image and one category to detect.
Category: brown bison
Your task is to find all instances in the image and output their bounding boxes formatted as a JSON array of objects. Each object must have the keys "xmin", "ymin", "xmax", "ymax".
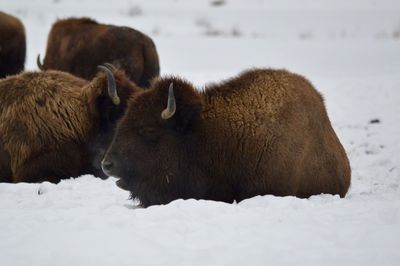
[
  {"xmin": 0, "ymin": 11, "xmax": 26, "ymax": 78},
  {"xmin": 0, "ymin": 65, "xmax": 141, "ymax": 183},
  {"xmin": 102, "ymin": 68, "xmax": 351, "ymax": 207},
  {"xmin": 37, "ymin": 17, "xmax": 159, "ymax": 87}
]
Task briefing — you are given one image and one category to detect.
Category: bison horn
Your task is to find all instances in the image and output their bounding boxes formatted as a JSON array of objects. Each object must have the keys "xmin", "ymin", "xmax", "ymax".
[
  {"xmin": 37, "ymin": 54, "xmax": 44, "ymax": 70},
  {"xmin": 104, "ymin": 62, "xmax": 117, "ymax": 71},
  {"xmin": 98, "ymin": 65, "xmax": 120, "ymax": 105},
  {"xmin": 161, "ymin": 83, "xmax": 176, "ymax": 119}
]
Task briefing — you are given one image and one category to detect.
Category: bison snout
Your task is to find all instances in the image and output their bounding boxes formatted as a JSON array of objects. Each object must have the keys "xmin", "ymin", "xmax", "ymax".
[{"xmin": 101, "ymin": 159, "xmax": 114, "ymax": 176}]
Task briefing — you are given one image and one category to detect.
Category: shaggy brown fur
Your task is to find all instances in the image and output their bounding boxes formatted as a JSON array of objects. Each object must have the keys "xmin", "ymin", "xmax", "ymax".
[
  {"xmin": 103, "ymin": 68, "xmax": 351, "ymax": 207},
  {"xmin": 0, "ymin": 69, "xmax": 140, "ymax": 183},
  {"xmin": 0, "ymin": 11, "xmax": 26, "ymax": 78},
  {"xmin": 39, "ymin": 17, "xmax": 159, "ymax": 87}
]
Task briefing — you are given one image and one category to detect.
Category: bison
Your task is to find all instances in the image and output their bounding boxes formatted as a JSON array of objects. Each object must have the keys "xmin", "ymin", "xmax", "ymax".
[
  {"xmin": 102, "ymin": 68, "xmax": 351, "ymax": 207},
  {"xmin": 0, "ymin": 65, "xmax": 140, "ymax": 183},
  {"xmin": 0, "ymin": 11, "xmax": 26, "ymax": 78},
  {"xmin": 37, "ymin": 17, "xmax": 159, "ymax": 87}
]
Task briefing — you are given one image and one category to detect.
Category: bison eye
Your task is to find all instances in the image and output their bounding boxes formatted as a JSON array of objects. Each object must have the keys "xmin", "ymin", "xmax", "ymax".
[{"xmin": 138, "ymin": 127, "xmax": 159, "ymax": 143}]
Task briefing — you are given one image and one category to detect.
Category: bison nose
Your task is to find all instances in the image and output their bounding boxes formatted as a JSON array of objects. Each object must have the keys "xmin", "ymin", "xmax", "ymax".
[{"xmin": 101, "ymin": 159, "xmax": 114, "ymax": 175}]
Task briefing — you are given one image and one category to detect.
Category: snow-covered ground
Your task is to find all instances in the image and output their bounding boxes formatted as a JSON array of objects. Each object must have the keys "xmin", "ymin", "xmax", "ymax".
[{"xmin": 1, "ymin": 0, "xmax": 400, "ymax": 265}]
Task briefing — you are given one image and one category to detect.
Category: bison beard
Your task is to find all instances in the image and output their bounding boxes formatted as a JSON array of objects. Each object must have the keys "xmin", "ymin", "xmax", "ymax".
[{"xmin": 102, "ymin": 68, "xmax": 351, "ymax": 207}]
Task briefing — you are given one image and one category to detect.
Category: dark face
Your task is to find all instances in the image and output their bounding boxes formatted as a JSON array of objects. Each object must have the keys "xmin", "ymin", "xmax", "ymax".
[
  {"xmin": 101, "ymin": 78, "xmax": 204, "ymax": 206},
  {"xmin": 87, "ymin": 69, "xmax": 142, "ymax": 179},
  {"xmin": 86, "ymin": 128, "xmax": 118, "ymax": 179},
  {"xmin": 102, "ymin": 91, "xmax": 180, "ymax": 200}
]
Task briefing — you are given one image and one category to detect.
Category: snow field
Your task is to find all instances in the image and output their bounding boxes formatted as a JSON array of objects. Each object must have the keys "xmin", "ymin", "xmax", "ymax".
[{"xmin": 0, "ymin": 0, "xmax": 399, "ymax": 265}]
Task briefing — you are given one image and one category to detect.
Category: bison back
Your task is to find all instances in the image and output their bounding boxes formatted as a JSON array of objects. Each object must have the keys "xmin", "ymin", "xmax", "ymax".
[
  {"xmin": 0, "ymin": 71, "xmax": 92, "ymax": 182},
  {"xmin": 43, "ymin": 19, "xmax": 159, "ymax": 86}
]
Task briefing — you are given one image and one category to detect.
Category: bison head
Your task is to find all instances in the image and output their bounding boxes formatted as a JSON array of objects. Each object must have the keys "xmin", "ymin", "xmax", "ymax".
[
  {"xmin": 86, "ymin": 64, "xmax": 142, "ymax": 179},
  {"xmin": 101, "ymin": 77, "xmax": 206, "ymax": 206}
]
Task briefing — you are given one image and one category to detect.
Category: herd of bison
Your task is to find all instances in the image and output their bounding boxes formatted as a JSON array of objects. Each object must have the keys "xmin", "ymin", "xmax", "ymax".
[{"xmin": 0, "ymin": 11, "xmax": 351, "ymax": 207}]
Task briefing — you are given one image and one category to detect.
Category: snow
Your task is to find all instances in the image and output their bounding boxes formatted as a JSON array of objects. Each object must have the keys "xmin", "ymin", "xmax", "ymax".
[{"xmin": 1, "ymin": 0, "xmax": 400, "ymax": 265}]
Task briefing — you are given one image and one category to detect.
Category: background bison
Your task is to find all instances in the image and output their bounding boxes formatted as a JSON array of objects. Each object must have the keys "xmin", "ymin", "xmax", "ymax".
[
  {"xmin": 0, "ymin": 11, "xmax": 26, "ymax": 78},
  {"xmin": 102, "ymin": 69, "xmax": 351, "ymax": 207},
  {"xmin": 0, "ymin": 66, "xmax": 140, "ymax": 183},
  {"xmin": 38, "ymin": 17, "xmax": 159, "ymax": 87}
]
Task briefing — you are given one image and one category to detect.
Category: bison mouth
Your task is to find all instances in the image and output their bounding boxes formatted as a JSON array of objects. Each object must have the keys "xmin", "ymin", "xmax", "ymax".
[{"xmin": 116, "ymin": 178, "xmax": 130, "ymax": 191}]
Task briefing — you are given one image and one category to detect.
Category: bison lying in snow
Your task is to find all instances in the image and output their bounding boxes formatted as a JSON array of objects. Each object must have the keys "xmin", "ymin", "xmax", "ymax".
[
  {"xmin": 102, "ymin": 69, "xmax": 351, "ymax": 207},
  {"xmin": 0, "ymin": 11, "xmax": 26, "ymax": 78},
  {"xmin": 0, "ymin": 65, "xmax": 141, "ymax": 183},
  {"xmin": 38, "ymin": 17, "xmax": 159, "ymax": 87}
]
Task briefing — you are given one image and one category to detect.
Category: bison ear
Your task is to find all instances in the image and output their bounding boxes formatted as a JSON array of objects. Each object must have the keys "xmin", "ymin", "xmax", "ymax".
[{"xmin": 161, "ymin": 82, "xmax": 202, "ymax": 133}]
